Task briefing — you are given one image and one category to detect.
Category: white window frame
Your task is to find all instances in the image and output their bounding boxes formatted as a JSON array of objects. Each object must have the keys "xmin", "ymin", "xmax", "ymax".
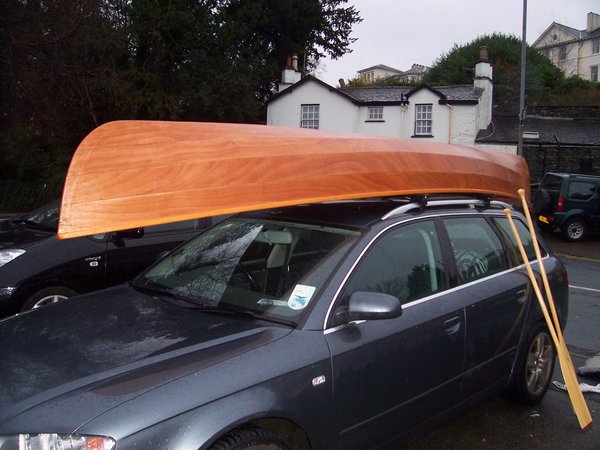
[
  {"xmin": 301, "ymin": 104, "xmax": 320, "ymax": 129},
  {"xmin": 591, "ymin": 65, "xmax": 599, "ymax": 82},
  {"xmin": 414, "ymin": 104, "xmax": 433, "ymax": 136},
  {"xmin": 593, "ymin": 39, "xmax": 600, "ymax": 55},
  {"xmin": 368, "ymin": 106, "xmax": 384, "ymax": 121}
]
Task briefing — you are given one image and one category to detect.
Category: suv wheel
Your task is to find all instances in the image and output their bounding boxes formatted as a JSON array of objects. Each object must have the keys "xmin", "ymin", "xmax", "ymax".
[
  {"xmin": 506, "ymin": 323, "xmax": 555, "ymax": 405},
  {"xmin": 561, "ymin": 217, "xmax": 587, "ymax": 242},
  {"xmin": 21, "ymin": 286, "xmax": 78, "ymax": 311},
  {"xmin": 209, "ymin": 427, "xmax": 290, "ymax": 450}
]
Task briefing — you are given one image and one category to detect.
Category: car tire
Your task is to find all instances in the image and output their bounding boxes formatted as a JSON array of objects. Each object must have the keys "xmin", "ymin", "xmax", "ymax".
[
  {"xmin": 506, "ymin": 323, "xmax": 555, "ymax": 405},
  {"xmin": 21, "ymin": 286, "xmax": 78, "ymax": 311},
  {"xmin": 209, "ymin": 427, "xmax": 290, "ymax": 450},
  {"xmin": 533, "ymin": 189, "xmax": 552, "ymax": 214},
  {"xmin": 561, "ymin": 217, "xmax": 587, "ymax": 242}
]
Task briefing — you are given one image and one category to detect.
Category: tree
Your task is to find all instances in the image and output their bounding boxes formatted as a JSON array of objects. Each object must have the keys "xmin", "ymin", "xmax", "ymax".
[{"xmin": 0, "ymin": 0, "xmax": 361, "ymax": 210}]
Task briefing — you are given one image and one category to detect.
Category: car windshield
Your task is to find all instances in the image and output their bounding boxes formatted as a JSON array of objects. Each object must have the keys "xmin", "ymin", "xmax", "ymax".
[
  {"xmin": 134, "ymin": 216, "xmax": 360, "ymax": 325},
  {"xmin": 14, "ymin": 200, "xmax": 60, "ymax": 231}
]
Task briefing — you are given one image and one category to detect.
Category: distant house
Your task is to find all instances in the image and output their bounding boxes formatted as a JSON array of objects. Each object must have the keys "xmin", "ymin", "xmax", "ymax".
[
  {"xmin": 357, "ymin": 64, "xmax": 403, "ymax": 83},
  {"xmin": 533, "ymin": 12, "xmax": 600, "ymax": 81},
  {"xmin": 397, "ymin": 64, "xmax": 430, "ymax": 84},
  {"xmin": 267, "ymin": 47, "xmax": 496, "ymax": 150}
]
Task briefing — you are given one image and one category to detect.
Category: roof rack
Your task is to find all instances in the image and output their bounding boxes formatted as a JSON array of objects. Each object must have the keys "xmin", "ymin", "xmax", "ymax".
[{"xmin": 381, "ymin": 195, "xmax": 513, "ymax": 220}]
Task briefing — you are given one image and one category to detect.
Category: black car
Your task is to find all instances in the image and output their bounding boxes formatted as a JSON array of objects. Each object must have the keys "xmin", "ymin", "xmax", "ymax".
[
  {"xmin": 534, "ymin": 172, "xmax": 600, "ymax": 242},
  {"xmin": 0, "ymin": 200, "xmax": 221, "ymax": 317},
  {"xmin": 0, "ymin": 198, "xmax": 568, "ymax": 449}
]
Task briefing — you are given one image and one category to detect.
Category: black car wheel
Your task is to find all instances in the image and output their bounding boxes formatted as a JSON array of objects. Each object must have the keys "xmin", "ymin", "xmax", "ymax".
[
  {"xmin": 561, "ymin": 217, "xmax": 587, "ymax": 242},
  {"xmin": 506, "ymin": 323, "xmax": 555, "ymax": 405},
  {"xmin": 209, "ymin": 427, "xmax": 290, "ymax": 450},
  {"xmin": 21, "ymin": 286, "xmax": 78, "ymax": 311}
]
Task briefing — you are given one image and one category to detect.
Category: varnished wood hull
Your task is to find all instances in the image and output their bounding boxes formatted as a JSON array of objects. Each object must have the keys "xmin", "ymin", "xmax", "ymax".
[{"xmin": 58, "ymin": 121, "xmax": 530, "ymax": 239}]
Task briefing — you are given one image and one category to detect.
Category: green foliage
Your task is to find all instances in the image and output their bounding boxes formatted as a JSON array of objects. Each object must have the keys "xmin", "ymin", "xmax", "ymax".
[{"xmin": 0, "ymin": 0, "xmax": 361, "ymax": 210}]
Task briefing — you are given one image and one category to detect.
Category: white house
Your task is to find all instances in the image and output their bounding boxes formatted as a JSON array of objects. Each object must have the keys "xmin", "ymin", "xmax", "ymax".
[
  {"xmin": 356, "ymin": 64, "xmax": 403, "ymax": 83},
  {"xmin": 267, "ymin": 47, "xmax": 509, "ymax": 151},
  {"xmin": 533, "ymin": 12, "xmax": 600, "ymax": 81}
]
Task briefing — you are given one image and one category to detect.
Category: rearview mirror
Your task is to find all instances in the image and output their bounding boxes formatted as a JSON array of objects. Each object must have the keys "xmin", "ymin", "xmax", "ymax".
[{"xmin": 348, "ymin": 291, "xmax": 402, "ymax": 321}]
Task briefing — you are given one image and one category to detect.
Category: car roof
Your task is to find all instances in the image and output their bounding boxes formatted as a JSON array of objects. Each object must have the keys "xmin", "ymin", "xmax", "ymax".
[
  {"xmin": 242, "ymin": 197, "xmax": 508, "ymax": 229},
  {"xmin": 243, "ymin": 200, "xmax": 405, "ymax": 229}
]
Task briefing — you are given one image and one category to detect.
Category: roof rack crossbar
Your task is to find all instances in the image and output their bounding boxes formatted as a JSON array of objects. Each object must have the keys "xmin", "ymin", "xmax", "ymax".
[{"xmin": 381, "ymin": 196, "xmax": 512, "ymax": 220}]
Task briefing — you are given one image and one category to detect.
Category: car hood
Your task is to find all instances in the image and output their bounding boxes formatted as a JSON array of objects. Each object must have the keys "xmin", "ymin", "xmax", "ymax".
[
  {"xmin": 0, "ymin": 223, "xmax": 53, "ymax": 249},
  {"xmin": 0, "ymin": 285, "xmax": 292, "ymax": 433}
]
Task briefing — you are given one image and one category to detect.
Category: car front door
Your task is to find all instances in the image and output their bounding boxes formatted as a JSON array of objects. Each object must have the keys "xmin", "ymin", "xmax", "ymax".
[{"xmin": 325, "ymin": 220, "xmax": 465, "ymax": 449}]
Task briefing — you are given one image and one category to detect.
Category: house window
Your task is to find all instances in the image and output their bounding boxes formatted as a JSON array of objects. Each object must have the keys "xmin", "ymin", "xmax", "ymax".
[
  {"xmin": 559, "ymin": 45, "xmax": 567, "ymax": 60},
  {"xmin": 414, "ymin": 104, "xmax": 432, "ymax": 136},
  {"xmin": 591, "ymin": 65, "xmax": 599, "ymax": 82},
  {"xmin": 301, "ymin": 104, "xmax": 320, "ymax": 129},
  {"xmin": 593, "ymin": 39, "xmax": 600, "ymax": 54},
  {"xmin": 368, "ymin": 106, "xmax": 384, "ymax": 121}
]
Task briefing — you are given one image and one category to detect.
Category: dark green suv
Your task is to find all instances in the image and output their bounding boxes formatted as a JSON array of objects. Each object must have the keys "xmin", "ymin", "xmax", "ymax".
[{"xmin": 534, "ymin": 172, "xmax": 600, "ymax": 242}]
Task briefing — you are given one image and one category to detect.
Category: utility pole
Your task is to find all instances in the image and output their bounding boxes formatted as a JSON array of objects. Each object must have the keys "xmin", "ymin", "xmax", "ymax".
[{"xmin": 517, "ymin": 0, "xmax": 527, "ymax": 156}]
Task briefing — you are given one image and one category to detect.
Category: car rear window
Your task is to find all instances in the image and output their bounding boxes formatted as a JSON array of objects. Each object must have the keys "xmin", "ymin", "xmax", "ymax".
[{"xmin": 540, "ymin": 174, "xmax": 562, "ymax": 191}]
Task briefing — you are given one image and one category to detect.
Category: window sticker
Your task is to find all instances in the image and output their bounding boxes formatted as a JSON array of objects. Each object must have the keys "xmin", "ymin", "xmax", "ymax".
[
  {"xmin": 288, "ymin": 285, "xmax": 316, "ymax": 310},
  {"xmin": 257, "ymin": 299, "xmax": 288, "ymax": 307}
]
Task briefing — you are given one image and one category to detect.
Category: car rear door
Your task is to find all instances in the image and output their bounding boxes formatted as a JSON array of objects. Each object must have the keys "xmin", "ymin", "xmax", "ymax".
[
  {"xmin": 441, "ymin": 215, "xmax": 531, "ymax": 398},
  {"xmin": 325, "ymin": 220, "xmax": 465, "ymax": 449}
]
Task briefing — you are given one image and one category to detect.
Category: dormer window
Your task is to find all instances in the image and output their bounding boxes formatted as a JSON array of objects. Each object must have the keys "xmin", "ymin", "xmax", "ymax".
[{"xmin": 414, "ymin": 104, "xmax": 433, "ymax": 136}]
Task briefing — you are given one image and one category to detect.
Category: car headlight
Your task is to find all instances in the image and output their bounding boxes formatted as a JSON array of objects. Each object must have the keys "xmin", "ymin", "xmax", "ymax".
[
  {"xmin": 0, "ymin": 249, "xmax": 26, "ymax": 268},
  {"xmin": 0, "ymin": 433, "xmax": 115, "ymax": 449}
]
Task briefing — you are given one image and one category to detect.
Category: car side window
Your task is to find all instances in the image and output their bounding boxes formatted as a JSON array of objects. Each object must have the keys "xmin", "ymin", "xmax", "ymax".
[
  {"xmin": 443, "ymin": 217, "xmax": 508, "ymax": 285},
  {"xmin": 330, "ymin": 220, "xmax": 445, "ymax": 327},
  {"xmin": 144, "ymin": 218, "xmax": 204, "ymax": 236},
  {"xmin": 568, "ymin": 181, "xmax": 596, "ymax": 200},
  {"xmin": 493, "ymin": 217, "xmax": 544, "ymax": 264}
]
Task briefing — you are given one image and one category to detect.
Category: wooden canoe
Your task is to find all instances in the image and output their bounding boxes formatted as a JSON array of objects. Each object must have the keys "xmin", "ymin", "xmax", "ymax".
[{"xmin": 58, "ymin": 120, "xmax": 530, "ymax": 239}]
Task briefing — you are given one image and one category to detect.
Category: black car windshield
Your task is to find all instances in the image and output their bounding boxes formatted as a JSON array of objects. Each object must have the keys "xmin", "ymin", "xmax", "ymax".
[
  {"xmin": 17, "ymin": 200, "xmax": 60, "ymax": 231},
  {"xmin": 135, "ymin": 217, "xmax": 360, "ymax": 324}
]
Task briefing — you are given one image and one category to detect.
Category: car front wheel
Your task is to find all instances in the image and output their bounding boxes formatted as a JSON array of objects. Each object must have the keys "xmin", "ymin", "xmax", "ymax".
[
  {"xmin": 209, "ymin": 427, "xmax": 290, "ymax": 450},
  {"xmin": 21, "ymin": 286, "xmax": 78, "ymax": 311},
  {"xmin": 561, "ymin": 217, "xmax": 587, "ymax": 242},
  {"xmin": 506, "ymin": 323, "xmax": 555, "ymax": 405}
]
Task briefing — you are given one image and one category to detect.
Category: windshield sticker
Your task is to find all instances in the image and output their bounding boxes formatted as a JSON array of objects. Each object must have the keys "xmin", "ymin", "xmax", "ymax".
[
  {"xmin": 257, "ymin": 299, "xmax": 288, "ymax": 307},
  {"xmin": 288, "ymin": 285, "xmax": 316, "ymax": 310}
]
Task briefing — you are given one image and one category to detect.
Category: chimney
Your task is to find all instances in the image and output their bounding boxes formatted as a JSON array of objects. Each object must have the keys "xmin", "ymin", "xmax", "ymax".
[
  {"xmin": 474, "ymin": 46, "xmax": 493, "ymax": 131},
  {"xmin": 279, "ymin": 55, "xmax": 302, "ymax": 92},
  {"xmin": 338, "ymin": 79, "xmax": 346, "ymax": 88},
  {"xmin": 588, "ymin": 12, "xmax": 600, "ymax": 32}
]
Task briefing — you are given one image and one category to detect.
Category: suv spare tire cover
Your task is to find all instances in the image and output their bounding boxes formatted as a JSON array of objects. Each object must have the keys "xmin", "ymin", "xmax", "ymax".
[{"xmin": 533, "ymin": 189, "xmax": 552, "ymax": 213}]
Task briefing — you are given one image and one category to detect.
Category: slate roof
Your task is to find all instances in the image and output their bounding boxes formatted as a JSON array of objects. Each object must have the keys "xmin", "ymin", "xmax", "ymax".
[
  {"xmin": 340, "ymin": 85, "xmax": 482, "ymax": 104},
  {"xmin": 476, "ymin": 115, "xmax": 600, "ymax": 146}
]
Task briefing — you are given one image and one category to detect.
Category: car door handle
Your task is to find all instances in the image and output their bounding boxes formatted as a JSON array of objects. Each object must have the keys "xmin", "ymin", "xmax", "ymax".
[
  {"xmin": 443, "ymin": 316, "xmax": 461, "ymax": 335},
  {"xmin": 515, "ymin": 289, "xmax": 528, "ymax": 304}
]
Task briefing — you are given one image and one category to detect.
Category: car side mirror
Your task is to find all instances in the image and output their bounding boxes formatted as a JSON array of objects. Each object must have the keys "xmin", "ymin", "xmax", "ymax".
[{"xmin": 348, "ymin": 291, "xmax": 403, "ymax": 321}]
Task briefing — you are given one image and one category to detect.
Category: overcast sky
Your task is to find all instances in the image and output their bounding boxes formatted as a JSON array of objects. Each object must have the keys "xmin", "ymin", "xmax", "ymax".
[{"xmin": 317, "ymin": 0, "xmax": 599, "ymax": 86}]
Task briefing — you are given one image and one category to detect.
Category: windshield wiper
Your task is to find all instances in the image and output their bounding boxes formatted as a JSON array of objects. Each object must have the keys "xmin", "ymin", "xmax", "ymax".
[
  {"xmin": 131, "ymin": 279, "xmax": 209, "ymax": 308},
  {"xmin": 193, "ymin": 304, "xmax": 297, "ymax": 327},
  {"xmin": 9, "ymin": 219, "xmax": 56, "ymax": 232}
]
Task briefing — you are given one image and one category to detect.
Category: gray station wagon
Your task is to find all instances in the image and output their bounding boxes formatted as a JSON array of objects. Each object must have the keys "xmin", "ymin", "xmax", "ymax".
[{"xmin": 0, "ymin": 197, "xmax": 568, "ymax": 450}]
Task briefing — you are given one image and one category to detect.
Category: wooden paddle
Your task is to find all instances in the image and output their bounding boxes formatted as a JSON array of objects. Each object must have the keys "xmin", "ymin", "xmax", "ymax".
[{"xmin": 503, "ymin": 203, "xmax": 592, "ymax": 430}]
